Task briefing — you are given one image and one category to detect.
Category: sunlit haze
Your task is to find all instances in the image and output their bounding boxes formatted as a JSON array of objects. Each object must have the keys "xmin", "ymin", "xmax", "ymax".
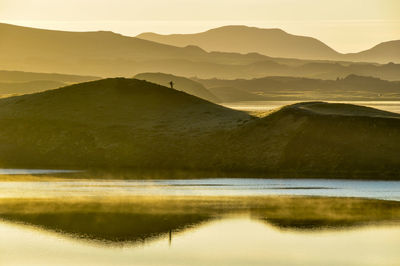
[{"xmin": 1, "ymin": 0, "xmax": 399, "ymax": 53}]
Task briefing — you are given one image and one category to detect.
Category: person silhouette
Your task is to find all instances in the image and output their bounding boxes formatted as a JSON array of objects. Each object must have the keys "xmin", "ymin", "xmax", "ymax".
[{"xmin": 169, "ymin": 81, "xmax": 174, "ymax": 89}]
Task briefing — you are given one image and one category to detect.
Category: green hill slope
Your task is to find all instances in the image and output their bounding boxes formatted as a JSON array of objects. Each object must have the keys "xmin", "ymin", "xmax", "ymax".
[
  {"xmin": 0, "ymin": 78, "xmax": 250, "ymax": 169},
  {"xmin": 0, "ymin": 79, "xmax": 399, "ymax": 178},
  {"xmin": 221, "ymin": 102, "xmax": 400, "ymax": 178},
  {"xmin": 134, "ymin": 72, "xmax": 220, "ymax": 103}
]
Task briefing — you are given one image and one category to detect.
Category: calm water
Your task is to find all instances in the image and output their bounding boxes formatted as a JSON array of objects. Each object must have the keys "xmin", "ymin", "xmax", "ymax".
[
  {"xmin": 0, "ymin": 178, "xmax": 398, "ymax": 201},
  {"xmin": 223, "ymin": 100, "xmax": 400, "ymax": 113},
  {"xmin": 1, "ymin": 170, "xmax": 399, "ymax": 265},
  {"xmin": 0, "ymin": 217, "xmax": 399, "ymax": 266}
]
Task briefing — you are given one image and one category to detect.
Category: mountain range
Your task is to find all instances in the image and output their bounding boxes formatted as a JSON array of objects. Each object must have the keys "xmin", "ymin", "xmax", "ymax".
[
  {"xmin": 1, "ymin": 23, "xmax": 400, "ymax": 80},
  {"xmin": 0, "ymin": 70, "xmax": 99, "ymax": 97},
  {"xmin": 0, "ymin": 23, "xmax": 265, "ymax": 77},
  {"xmin": 133, "ymin": 72, "xmax": 400, "ymax": 102},
  {"xmin": 138, "ymin": 25, "xmax": 400, "ymax": 63},
  {"xmin": 194, "ymin": 74, "xmax": 400, "ymax": 101}
]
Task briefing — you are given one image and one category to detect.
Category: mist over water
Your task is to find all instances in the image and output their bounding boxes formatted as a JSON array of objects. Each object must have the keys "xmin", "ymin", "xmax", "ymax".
[{"xmin": 0, "ymin": 171, "xmax": 399, "ymax": 265}]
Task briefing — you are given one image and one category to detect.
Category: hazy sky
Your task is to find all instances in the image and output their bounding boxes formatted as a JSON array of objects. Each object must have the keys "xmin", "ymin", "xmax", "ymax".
[{"xmin": 1, "ymin": 0, "xmax": 399, "ymax": 53}]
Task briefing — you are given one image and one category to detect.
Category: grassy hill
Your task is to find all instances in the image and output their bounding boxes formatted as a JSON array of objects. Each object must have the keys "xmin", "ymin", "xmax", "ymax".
[
  {"xmin": 134, "ymin": 72, "xmax": 220, "ymax": 103},
  {"xmin": 195, "ymin": 74, "xmax": 400, "ymax": 101},
  {"xmin": 220, "ymin": 102, "xmax": 400, "ymax": 178},
  {"xmin": 0, "ymin": 78, "xmax": 399, "ymax": 178},
  {"xmin": 0, "ymin": 78, "xmax": 250, "ymax": 169}
]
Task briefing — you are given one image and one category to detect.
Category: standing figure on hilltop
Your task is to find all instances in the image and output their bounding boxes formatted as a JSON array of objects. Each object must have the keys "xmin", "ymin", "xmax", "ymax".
[{"xmin": 169, "ymin": 81, "xmax": 174, "ymax": 89}]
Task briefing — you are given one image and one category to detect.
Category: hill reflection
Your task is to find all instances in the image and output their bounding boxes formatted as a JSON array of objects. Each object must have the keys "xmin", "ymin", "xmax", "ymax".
[{"xmin": 0, "ymin": 196, "xmax": 399, "ymax": 244}]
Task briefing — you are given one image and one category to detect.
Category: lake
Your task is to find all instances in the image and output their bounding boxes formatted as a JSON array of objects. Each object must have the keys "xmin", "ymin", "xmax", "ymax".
[
  {"xmin": 0, "ymin": 177, "xmax": 399, "ymax": 201},
  {"xmin": 223, "ymin": 100, "xmax": 400, "ymax": 113},
  {"xmin": 0, "ymin": 172, "xmax": 399, "ymax": 265}
]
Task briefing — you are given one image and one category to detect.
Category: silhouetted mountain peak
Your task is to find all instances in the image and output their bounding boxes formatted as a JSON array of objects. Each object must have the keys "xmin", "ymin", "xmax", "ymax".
[
  {"xmin": 206, "ymin": 25, "xmax": 286, "ymax": 34},
  {"xmin": 137, "ymin": 25, "xmax": 340, "ymax": 60},
  {"xmin": 183, "ymin": 45, "xmax": 206, "ymax": 53}
]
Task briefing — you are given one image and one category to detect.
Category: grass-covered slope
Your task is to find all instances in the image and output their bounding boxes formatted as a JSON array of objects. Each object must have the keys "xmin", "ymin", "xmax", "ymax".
[
  {"xmin": 0, "ymin": 79, "xmax": 399, "ymax": 178},
  {"xmin": 221, "ymin": 102, "xmax": 400, "ymax": 178},
  {"xmin": 134, "ymin": 72, "xmax": 220, "ymax": 103},
  {"xmin": 0, "ymin": 78, "xmax": 250, "ymax": 169}
]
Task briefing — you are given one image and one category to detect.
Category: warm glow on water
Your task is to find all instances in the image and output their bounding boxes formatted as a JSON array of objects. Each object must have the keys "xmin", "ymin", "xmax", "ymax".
[
  {"xmin": 0, "ymin": 178, "xmax": 398, "ymax": 200},
  {"xmin": 0, "ymin": 217, "xmax": 399, "ymax": 266},
  {"xmin": 224, "ymin": 101, "xmax": 400, "ymax": 113}
]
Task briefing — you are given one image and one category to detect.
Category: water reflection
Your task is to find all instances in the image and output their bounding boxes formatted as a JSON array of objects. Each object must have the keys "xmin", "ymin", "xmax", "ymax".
[
  {"xmin": 0, "ymin": 215, "xmax": 399, "ymax": 266},
  {"xmin": 0, "ymin": 196, "xmax": 399, "ymax": 245}
]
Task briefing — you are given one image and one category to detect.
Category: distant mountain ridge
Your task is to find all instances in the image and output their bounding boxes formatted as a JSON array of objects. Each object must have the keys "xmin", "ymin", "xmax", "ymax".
[
  {"xmin": 138, "ymin": 25, "xmax": 341, "ymax": 61},
  {"xmin": 1, "ymin": 23, "xmax": 400, "ymax": 80},
  {"xmin": 0, "ymin": 23, "xmax": 268, "ymax": 77},
  {"xmin": 0, "ymin": 70, "xmax": 100, "ymax": 96},
  {"xmin": 345, "ymin": 40, "xmax": 400, "ymax": 63},
  {"xmin": 194, "ymin": 74, "xmax": 400, "ymax": 101},
  {"xmin": 137, "ymin": 25, "xmax": 400, "ymax": 63},
  {"xmin": 0, "ymin": 70, "xmax": 100, "ymax": 83}
]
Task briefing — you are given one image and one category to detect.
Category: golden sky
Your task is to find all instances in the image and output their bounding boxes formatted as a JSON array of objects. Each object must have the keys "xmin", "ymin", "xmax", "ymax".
[{"xmin": 1, "ymin": 0, "xmax": 399, "ymax": 53}]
